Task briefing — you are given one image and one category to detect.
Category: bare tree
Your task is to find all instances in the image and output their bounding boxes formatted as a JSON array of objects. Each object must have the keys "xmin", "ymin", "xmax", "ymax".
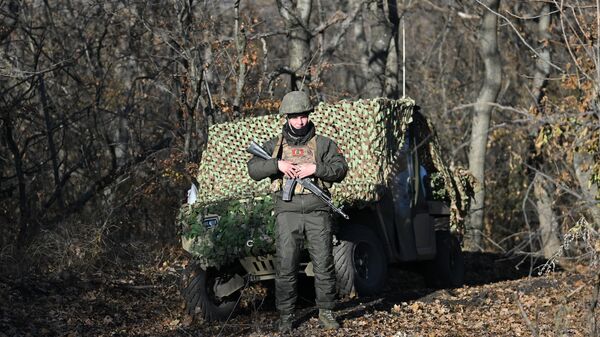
[
  {"xmin": 529, "ymin": 3, "xmax": 561, "ymax": 259},
  {"xmin": 384, "ymin": 0, "xmax": 400, "ymax": 98},
  {"xmin": 276, "ymin": 0, "xmax": 313, "ymax": 90},
  {"xmin": 465, "ymin": 0, "xmax": 502, "ymax": 251},
  {"xmin": 0, "ymin": 1, "xmax": 180, "ymax": 245},
  {"xmin": 364, "ymin": 0, "xmax": 397, "ymax": 98},
  {"xmin": 1, "ymin": 0, "xmax": 597, "ymax": 260},
  {"xmin": 233, "ymin": 0, "xmax": 248, "ymax": 115},
  {"xmin": 175, "ymin": 0, "xmax": 208, "ymax": 161}
]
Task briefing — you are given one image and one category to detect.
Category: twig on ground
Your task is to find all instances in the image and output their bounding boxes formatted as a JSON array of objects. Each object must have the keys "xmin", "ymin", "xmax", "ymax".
[
  {"xmin": 567, "ymin": 284, "xmax": 585, "ymax": 299},
  {"xmin": 514, "ymin": 291, "xmax": 539, "ymax": 337}
]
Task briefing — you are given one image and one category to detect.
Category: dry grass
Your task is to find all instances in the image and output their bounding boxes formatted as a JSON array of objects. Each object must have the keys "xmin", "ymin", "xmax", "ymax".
[{"xmin": 25, "ymin": 217, "xmax": 115, "ymax": 274}]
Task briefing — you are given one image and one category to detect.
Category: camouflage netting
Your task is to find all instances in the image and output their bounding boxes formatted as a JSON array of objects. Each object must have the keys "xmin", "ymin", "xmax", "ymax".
[
  {"xmin": 195, "ymin": 98, "xmax": 415, "ymax": 206},
  {"xmin": 412, "ymin": 113, "xmax": 477, "ymax": 230},
  {"xmin": 178, "ymin": 97, "xmax": 475, "ymax": 269}
]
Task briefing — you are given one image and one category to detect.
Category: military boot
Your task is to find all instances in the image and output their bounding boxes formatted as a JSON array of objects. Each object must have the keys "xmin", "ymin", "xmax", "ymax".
[
  {"xmin": 318, "ymin": 309, "xmax": 340, "ymax": 330},
  {"xmin": 277, "ymin": 313, "xmax": 295, "ymax": 333}
]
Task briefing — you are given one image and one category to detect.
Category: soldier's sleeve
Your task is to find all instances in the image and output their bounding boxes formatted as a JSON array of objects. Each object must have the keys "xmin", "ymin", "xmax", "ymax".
[
  {"xmin": 247, "ymin": 137, "xmax": 279, "ymax": 181},
  {"xmin": 315, "ymin": 136, "xmax": 348, "ymax": 183}
]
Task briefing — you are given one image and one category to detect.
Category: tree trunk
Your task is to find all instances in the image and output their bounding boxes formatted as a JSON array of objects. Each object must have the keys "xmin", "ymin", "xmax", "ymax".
[
  {"xmin": 114, "ymin": 110, "xmax": 130, "ymax": 168},
  {"xmin": 384, "ymin": 0, "xmax": 399, "ymax": 98},
  {"xmin": 352, "ymin": 0, "xmax": 369, "ymax": 94},
  {"xmin": 39, "ymin": 74, "xmax": 64, "ymax": 208},
  {"xmin": 233, "ymin": 0, "xmax": 247, "ymax": 116},
  {"xmin": 465, "ymin": 0, "xmax": 502, "ymax": 251},
  {"xmin": 364, "ymin": 0, "xmax": 393, "ymax": 98},
  {"xmin": 530, "ymin": 4, "xmax": 550, "ymax": 107},
  {"xmin": 277, "ymin": 0, "xmax": 312, "ymax": 91},
  {"xmin": 530, "ymin": 4, "xmax": 562, "ymax": 259},
  {"xmin": 534, "ymin": 174, "xmax": 562, "ymax": 258},
  {"xmin": 573, "ymin": 151, "xmax": 600, "ymax": 226},
  {"xmin": 176, "ymin": 0, "xmax": 207, "ymax": 161},
  {"xmin": 3, "ymin": 112, "xmax": 30, "ymax": 247}
]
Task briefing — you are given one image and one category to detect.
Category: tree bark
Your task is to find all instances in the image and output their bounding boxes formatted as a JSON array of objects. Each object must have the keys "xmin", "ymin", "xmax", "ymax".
[
  {"xmin": 277, "ymin": 0, "xmax": 313, "ymax": 91},
  {"xmin": 530, "ymin": 4, "xmax": 562, "ymax": 259},
  {"xmin": 352, "ymin": 0, "xmax": 369, "ymax": 94},
  {"xmin": 114, "ymin": 109, "xmax": 130, "ymax": 168},
  {"xmin": 39, "ymin": 74, "xmax": 64, "ymax": 208},
  {"xmin": 176, "ymin": 0, "xmax": 207, "ymax": 161},
  {"xmin": 2, "ymin": 111, "xmax": 30, "ymax": 247},
  {"xmin": 384, "ymin": 0, "xmax": 399, "ymax": 98},
  {"xmin": 364, "ymin": 0, "xmax": 393, "ymax": 98},
  {"xmin": 573, "ymin": 151, "xmax": 600, "ymax": 226},
  {"xmin": 534, "ymin": 174, "xmax": 562, "ymax": 258},
  {"xmin": 465, "ymin": 0, "xmax": 502, "ymax": 251},
  {"xmin": 233, "ymin": 0, "xmax": 247, "ymax": 116},
  {"xmin": 0, "ymin": 1, "xmax": 19, "ymax": 42},
  {"xmin": 384, "ymin": 34, "xmax": 398, "ymax": 98},
  {"xmin": 530, "ymin": 4, "xmax": 551, "ymax": 107}
]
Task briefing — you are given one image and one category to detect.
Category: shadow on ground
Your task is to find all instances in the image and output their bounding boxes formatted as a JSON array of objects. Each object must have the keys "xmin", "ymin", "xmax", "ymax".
[
  {"xmin": 0, "ymin": 250, "xmax": 557, "ymax": 336},
  {"xmin": 290, "ymin": 251, "xmax": 553, "ymax": 327}
]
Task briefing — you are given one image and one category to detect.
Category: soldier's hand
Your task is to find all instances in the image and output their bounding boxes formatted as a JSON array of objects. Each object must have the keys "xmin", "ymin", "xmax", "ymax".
[
  {"xmin": 278, "ymin": 160, "xmax": 299, "ymax": 178},
  {"xmin": 296, "ymin": 163, "xmax": 316, "ymax": 179}
]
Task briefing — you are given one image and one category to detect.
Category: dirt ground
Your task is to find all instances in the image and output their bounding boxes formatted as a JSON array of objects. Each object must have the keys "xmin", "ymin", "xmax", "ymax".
[{"xmin": 1, "ymin": 247, "xmax": 598, "ymax": 337}]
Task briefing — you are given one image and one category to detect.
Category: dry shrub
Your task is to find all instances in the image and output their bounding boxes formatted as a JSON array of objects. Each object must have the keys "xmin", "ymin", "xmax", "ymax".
[
  {"xmin": 25, "ymin": 216, "xmax": 115, "ymax": 274},
  {"xmin": 538, "ymin": 217, "xmax": 600, "ymax": 335},
  {"xmin": 104, "ymin": 150, "xmax": 189, "ymax": 244},
  {"xmin": 539, "ymin": 217, "xmax": 599, "ymax": 275},
  {"xmin": 5, "ymin": 150, "xmax": 191, "ymax": 276}
]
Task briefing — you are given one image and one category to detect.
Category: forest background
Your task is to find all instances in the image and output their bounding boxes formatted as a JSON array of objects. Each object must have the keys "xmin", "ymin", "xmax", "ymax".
[{"xmin": 0, "ymin": 0, "xmax": 598, "ymax": 323}]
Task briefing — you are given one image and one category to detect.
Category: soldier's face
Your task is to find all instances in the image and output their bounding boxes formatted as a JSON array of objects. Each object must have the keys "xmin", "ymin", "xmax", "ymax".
[{"xmin": 287, "ymin": 113, "xmax": 309, "ymax": 129}]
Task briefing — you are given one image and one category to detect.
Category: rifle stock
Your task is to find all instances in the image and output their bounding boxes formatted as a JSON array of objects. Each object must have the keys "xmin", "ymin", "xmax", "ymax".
[{"xmin": 247, "ymin": 141, "xmax": 271, "ymax": 160}]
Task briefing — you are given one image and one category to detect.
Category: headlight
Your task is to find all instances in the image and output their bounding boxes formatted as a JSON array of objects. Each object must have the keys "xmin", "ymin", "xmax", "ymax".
[{"xmin": 202, "ymin": 215, "xmax": 219, "ymax": 229}]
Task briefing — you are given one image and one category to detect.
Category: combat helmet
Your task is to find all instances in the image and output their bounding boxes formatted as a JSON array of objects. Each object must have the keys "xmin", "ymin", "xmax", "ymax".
[{"xmin": 279, "ymin": 91, "xmax": 314, "ymax": 115}]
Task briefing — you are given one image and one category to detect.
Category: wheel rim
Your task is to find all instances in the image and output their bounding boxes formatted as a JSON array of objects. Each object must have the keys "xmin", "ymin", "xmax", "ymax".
[
  {"xmin": 353, "ymin": 242, "xmax": 371, "ymax": 281},
  {"xmin": 206, "ymin": 274, "xmax": 222, "ymax": 304},
  {"xmin": 207, "ymin": 273, "xmax": 233, "ymax": 305}
]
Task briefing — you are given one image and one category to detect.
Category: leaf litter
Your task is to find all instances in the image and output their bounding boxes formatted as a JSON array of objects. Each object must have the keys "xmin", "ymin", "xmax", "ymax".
[{"xmin": 0, "ymin": 249, "xmax": 597, "ymax": 337}]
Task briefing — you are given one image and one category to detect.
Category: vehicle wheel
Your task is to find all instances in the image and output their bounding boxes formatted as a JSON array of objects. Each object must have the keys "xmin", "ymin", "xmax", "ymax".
[
  {"xmin": 333, "ymin": 240, "xmax": 354, "ymax": 297},
  {"xmin": 181, "ymin": 262, "xmax": 241, "ymax": 322},
  {"xmin": 334, "ymin": 225, "xmax": 388, "ymax": 296},
  {"xmin": 424, "ymin": 231, "xmax": 464, "ymax": 288}
]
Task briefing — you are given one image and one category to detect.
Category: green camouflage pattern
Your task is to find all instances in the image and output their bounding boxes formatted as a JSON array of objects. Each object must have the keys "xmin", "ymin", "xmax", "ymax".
[
  {"xmin": 179, "ymin": 97, "xmax": 475, "ymax": 269},
  {"xmin": 422, "ymin": 117, "xmax": 476, "ymax": 232},
  {"xmin": 195, "ymin": 97, "xmax": 414, "ymax": 207}
]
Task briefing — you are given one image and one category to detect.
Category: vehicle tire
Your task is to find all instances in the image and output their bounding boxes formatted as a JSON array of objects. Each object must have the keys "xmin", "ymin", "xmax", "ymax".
[
  {"xmin": 333, "ymin": 240, "xmax": 354, "ymax": 297},
  {"xmin": 181, "ymin": 262, "xmax": 241, "ymax": 322},
  {"xmin": 334, "ymin": 225, "xmax": 388, "ymax": 296},
  {"xmin": 424, "ymin": 231, "xmax": 464, "ymax": 288}
]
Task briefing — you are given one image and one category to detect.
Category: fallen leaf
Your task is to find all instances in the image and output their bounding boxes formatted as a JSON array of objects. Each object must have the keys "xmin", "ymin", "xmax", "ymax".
[{"xmin": 103, "ymin": 315, "xmax": 113, "ymax": 324}]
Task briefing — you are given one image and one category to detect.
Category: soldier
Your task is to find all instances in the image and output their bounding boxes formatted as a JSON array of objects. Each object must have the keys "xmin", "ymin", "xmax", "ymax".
[{"xmin": 247, "ymin": 91, "xmax": 348, "ymax": 332}]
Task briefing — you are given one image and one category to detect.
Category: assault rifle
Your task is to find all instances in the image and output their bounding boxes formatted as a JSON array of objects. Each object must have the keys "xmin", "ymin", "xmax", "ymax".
[{"xmin": 247, "ymin": 140, "xmax": 349, "ymax": 219}]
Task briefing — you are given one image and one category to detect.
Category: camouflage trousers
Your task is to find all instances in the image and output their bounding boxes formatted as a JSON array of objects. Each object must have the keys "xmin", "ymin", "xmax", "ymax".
[{"xmin": 275, "ymin": 210, "xmax": 336, "ymax": 314}]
